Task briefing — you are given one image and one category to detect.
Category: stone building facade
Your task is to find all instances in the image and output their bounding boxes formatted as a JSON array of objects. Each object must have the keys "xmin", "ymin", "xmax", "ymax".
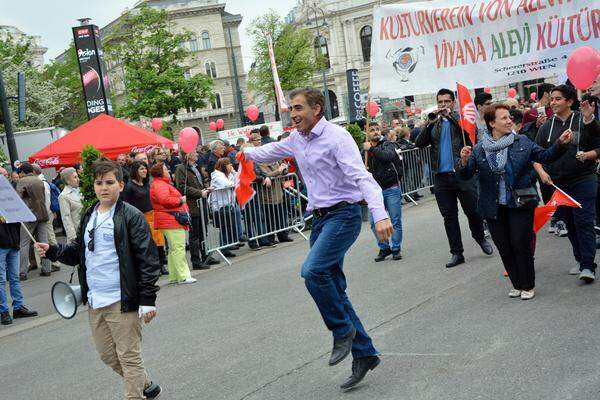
[{"xmin": 0, "ymin": 25, "xmax": 47, "ymax": 69}]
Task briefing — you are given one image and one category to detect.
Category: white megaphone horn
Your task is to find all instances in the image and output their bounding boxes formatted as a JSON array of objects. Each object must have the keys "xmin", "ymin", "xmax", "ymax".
[{"xmin": 51, "ymin": 281, "xmax": 82, "ymax": 319}]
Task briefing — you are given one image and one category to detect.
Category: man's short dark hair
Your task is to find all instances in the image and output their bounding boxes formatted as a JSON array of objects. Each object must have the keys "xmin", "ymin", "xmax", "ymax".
[
  {"xmin": 20, "ymin": 162, "xmax": 34, "ymax": 174},
  {"xmin": 436, "ymin": 88, "xmax": 455, "ymax": 102},
  {"xmin": 474, "ymin": 92, "xmax": 493, "ymax": 107},
  {"xmin": 509, "ymin": 108, "xmax": 523, "ymax": 125},
  {"xmin": 538, "ymin": 83, "xmax": 554, "ymax": 97},
  {"xmin": 552, "ymin": 84, "xmax": 577, "ymax": 102},
  {"xmin": 250, "ymin": 128, "xmax": 260, "ymax": 134},
  {"xmin": 129, "ymin": 151, "xmax": 138, "ymax": 159},
  {"xmin": 290, "ymin": 87, "xmax": 326, "ymax": 117},
  {"xmin": 259, "ymin": 125, "xmax": 270, "ymax": 137},
  {"xmin": 92, "ymin": 158, "xmax": 123, "ymax": 182}
]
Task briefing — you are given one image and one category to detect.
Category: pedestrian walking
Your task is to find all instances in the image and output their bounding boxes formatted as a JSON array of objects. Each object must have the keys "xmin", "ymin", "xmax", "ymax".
[
  {"xmin": 34, "ymin": 159, "xmax": 162, "ymax": 399},
  {"xmin": 241, "ymin": 87, "xmax": 393, "ymax": 390},
  {"xmin": 58, "ymin": 167, "xmax": 83, "ymax": 243},
  {"xmin": 458, "ymin": 103, "xmax": 573, "ymax": 300}
]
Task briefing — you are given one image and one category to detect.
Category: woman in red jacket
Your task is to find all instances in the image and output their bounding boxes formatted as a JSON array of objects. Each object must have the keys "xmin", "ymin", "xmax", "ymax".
[{"xmin": 149, "ymin": 162, "xmax": 196, "ymax": 284}]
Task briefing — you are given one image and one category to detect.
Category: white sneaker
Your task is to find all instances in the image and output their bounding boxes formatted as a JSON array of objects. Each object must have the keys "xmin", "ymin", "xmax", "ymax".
[
  {"xmin": 579, "ymin": 269, "xmax": 595, "ymax": 283},
  {"xmin": 569, "ymin": 262, "xmax": 581, "ymax": 275},
  {"xmin": 548, "ymin": 221, "xmax": 557, "ymax": 234},
  {"xmin": 508, "ymin": 289, "xmax": 522, "ymax": 298},
  {"xmin": 521, "ymin": 289, "xmax": 535, "ymax": 300},
  {"xmin": 555, "ymin": 221, "xmax": 568, "ymax": 237},
  {"xmin": 180, "ymin": 277, "xmax": 197, "ymax": 284}
]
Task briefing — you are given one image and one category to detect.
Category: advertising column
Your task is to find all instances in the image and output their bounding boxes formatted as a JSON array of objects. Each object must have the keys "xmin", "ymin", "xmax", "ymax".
[
  {"xmin": 72, "ymin": 25, "xmax": 113, "ymax": 120},
  {"xmin": 346, "ymin": 69, "xmax": 363, "ymax": 123}
]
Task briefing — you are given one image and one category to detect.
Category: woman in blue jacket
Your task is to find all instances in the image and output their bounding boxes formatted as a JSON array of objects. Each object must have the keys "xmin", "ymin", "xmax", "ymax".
[{"xmin": 457, "ymin": 103, "xmax": 572, "ymax": 300}]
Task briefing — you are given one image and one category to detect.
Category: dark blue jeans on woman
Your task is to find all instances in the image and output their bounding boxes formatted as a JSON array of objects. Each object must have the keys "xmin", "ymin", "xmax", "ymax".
[{"xmin": 301, "ymin": 203, "xmax": 378, "ymax": 359}]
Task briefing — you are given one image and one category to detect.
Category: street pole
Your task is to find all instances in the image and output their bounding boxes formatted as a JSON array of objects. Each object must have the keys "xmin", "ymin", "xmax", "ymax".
[
  {"xmin": 227, "ymin": 26, "xmax": 245, "ymax": 127},
  {"xmin": 0, "ymin": 68, "xmax": 18, "ymax": 166},
  {"xmin": 310, "ymin": 6, "xmax": 332, "ymax": 121}
]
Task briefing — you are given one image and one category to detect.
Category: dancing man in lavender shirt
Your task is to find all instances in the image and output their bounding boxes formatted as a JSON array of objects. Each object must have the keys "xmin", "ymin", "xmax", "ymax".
[{"xmin": 242, "ymin": 88, "xmax": 393, "ymax": 390}]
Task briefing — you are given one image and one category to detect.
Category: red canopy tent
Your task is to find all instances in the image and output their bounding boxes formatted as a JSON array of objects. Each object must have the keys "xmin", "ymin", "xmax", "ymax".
[{"xmin": 29, "ymin": 114, "xmax": 174, "ymax": 168}]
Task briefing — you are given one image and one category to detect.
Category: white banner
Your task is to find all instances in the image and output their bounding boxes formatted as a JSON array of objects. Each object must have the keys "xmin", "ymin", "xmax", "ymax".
[
  {"xmin": 0, "ymin": 176, "xmax": 36, "ymax": 223},
  {"xmin": 370, "ymin": 0, "xmax": 599, "ymax": 97},
  {"xmin": 218, "ymin": 121, "xmax": 284, "ymax": 143}
]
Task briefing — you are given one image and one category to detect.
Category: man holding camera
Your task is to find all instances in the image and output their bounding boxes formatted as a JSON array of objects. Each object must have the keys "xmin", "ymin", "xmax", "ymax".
[
  {"xmin": 365, "ymin": 127, "xmax": 404, "ymax": 262},
  {"xmin": 416, "ymin": 88, "xmax": 493, "ymax": 268}
]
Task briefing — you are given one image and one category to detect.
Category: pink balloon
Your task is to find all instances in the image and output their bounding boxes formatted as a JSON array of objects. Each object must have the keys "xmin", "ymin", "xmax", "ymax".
[
  {"xmin": 216, "ymin": 118, "xmax": 224, "ymax": 130},
  {"xmin": 530, "ymin": 92, "xmax": 537, "ymax": 101},
  {"xmin": 484, "ymin": 86, "xmax": 491, "ymax": 94},
  {"xmin": 367, "ymin": 101, "xmax": 379, "ymax": 117},
  {"xmin": 209, "ymin": 121, "xmax": 217, "ymax": 132},
  {"xmin": 567, "ymin": 46, "xmax": 600, "ymax": 90},
  {"xmin": 415, "ymin": 107, "xmax": 422, "ymax": 114},
  {"xmin": 179, "ymin": 127, "xmax": 199, "ymax": 153},
  {"xmin": 246, "ymin": 105, "xmax": 260, "ymax": 122},
  {"xmin": 507, "ymin": 88, "xmax": 517, "ymax": 98},
  {"xmin": 151, "ymin": 118, "xmax": 163, "ymax": 132}
]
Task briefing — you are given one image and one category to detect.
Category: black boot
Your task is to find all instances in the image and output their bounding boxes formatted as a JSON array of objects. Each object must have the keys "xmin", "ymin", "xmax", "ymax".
[
  {"xmin": 340, "ymin": 356, "xmax": 381, "ymax": 390},
  {"xmin": 158, "ymin": 247, "xmax": 169, "ymax": 275},
  {"xmin": 374, "ymin": 249, "xmax": 392, "ymax": 262}
]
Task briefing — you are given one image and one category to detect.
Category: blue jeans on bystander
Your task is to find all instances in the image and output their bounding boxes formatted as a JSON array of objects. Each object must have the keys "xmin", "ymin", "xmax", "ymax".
[
  {"xmin": 0, "ymin": 248, "xmax": 24, "ymax": 313},
  {"xmin": 369, "ymin": 186, "xmax": 403, "ymax": 252}
]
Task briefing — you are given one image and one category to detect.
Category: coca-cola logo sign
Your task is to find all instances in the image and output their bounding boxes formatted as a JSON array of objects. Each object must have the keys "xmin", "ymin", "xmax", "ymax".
[
  {"xmin": 131, "ymin": 145, "xmax": 157, "ymax": 154},
  {"xmin": 34, "ymin": 157, "xmax": 60, "ymax": 167}
]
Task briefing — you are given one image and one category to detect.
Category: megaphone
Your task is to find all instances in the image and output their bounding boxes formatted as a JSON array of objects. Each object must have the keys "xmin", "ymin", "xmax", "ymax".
[{"xmin": 51, "ymin": 281, "xmax": 82, "ymax": 319}]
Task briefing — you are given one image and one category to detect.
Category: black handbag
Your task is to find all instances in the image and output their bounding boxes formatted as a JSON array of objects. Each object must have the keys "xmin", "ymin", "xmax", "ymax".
[
  {"xmin": 169, "ymin": 211, "xmax": 191, "ymax": 227},
  {"xmin": 511, "ymin": 186, "xmax": 539, "ymax": 209}
]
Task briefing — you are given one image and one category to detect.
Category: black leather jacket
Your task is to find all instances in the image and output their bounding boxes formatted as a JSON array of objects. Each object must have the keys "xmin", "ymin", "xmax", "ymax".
[
  {"xmin": 367, "ymin": 139, "xmax": 403, "ymax": 190},
  {"xmin": 46, "ymin": 200, "xmax": 160, "ymax": 312}
]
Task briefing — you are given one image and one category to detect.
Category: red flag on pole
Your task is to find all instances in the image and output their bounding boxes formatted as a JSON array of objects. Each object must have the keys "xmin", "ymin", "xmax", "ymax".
[
  {"xmin": 533, "ymin": 205, "xmax": 557, "ymax": 233},
  {"xmin": 532, "ymin": 185, "xmax": 581, "ymax": 233},
  {"xmin": 235, "ymin": 153, "xmax": 256, "ymax": 209},
  {"xmin": 267, "ymin": 34, "xmax": 289, "ymax": 113},
  {"xmin": 548, "ymin": 184, "xmax": 582, "ymax": 208},
  {"xmin": 456, "ymin": 83, "xmax": 477, "ymax": 145}
]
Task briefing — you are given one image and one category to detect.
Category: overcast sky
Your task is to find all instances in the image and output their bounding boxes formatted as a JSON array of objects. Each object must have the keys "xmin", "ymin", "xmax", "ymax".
[{"xmin": 0, "ymin": 0, "xmax": 298, "ymax": 70}]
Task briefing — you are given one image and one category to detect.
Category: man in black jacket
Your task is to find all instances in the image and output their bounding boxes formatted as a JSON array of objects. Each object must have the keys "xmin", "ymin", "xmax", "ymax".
[
  {"xmin": 365, "ymin": 127, "xmax": 404, "ymax": 261},
  {"xmin": 415, "ymin": 88, "xmax": 493, "ymax": 268},
  {"xmin": 36, "ymin": 159, "xmax": 162, "ymax": 399},
  {"xmin": 534, "ymin": 85, "xmax": 600, "ymax": 282}
]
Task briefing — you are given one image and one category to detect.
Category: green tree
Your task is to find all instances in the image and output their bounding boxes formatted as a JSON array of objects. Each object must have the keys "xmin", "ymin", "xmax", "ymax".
[
  {"xmin": 0, "ymin": 34, "xmax": 68, "ymax": 131},
  {"xmin": 104, "ymin": 5, "xmax": 213, "ymax": 121},
  {"xmin": 44, "ymin": 43, "xmax": 88, "ymax": 130},
  {"xmin": 346, "ymin": 123, "xmax": 365, "ymax": 151},
  {"xmin": 80, "ymin": 145, "xmax": 102, "ymax": 212},
  {"xmin": 247, "ymin": 11, "xmax": 320, "ymax": 102}
]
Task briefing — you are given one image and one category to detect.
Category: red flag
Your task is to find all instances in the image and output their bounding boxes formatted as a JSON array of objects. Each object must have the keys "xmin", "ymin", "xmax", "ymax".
[
  {"xmin": 548, "ymin": 185, "xmax": 582, "ymax": 208},
  {"xmin": 235, "ymin": 152, "xmax": 256, "ymax": 209},
  {"xmin": 533, "ymin": 205, "xmax": 557, "ymax": 233},
  {"xmin": 456, "ymin": 83, "xmax": 477, "ymax": 145}
]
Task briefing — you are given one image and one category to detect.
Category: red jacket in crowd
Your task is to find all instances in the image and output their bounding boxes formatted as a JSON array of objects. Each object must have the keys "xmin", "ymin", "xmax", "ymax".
[{"xmin": 150, "ymin": 176, "xmax": 189, "ymax": 230}]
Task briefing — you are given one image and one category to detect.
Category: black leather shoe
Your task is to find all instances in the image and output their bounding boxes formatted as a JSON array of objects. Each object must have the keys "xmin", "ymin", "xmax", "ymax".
[
  {"xmin": 1, "ymin": 311, "xmax": 12, "ymax": 325},
  {"xmin": 19, "ymin": 273, "xmax": 27, "ymax": 281},
  {"xmin": 144, "ymin": 382, "xmax": 162, "ymax": 399},
  {"xmin": 222, "ymin": 250, "xmax": 237, "ymax": 258},
  {"xmin": 278, "ymin": 236, "xmax": 294, "ymax": 243},
  {"xmin": 40, "ymin": 271, "xmax": 51, "ymax": 277},
  {"xmin": 329, "ymin": 327, "xmax": 356, "ymax": 366},
  {"xmin": 340, "ymin": 356, "xmax": 381, "ymax": 390},
  {"xmin": 392, "ymin": 251, "xmax": 402, "ymax": 260},
  {"xmin": 204, "ymin": 258, "xmax": 220, "ymax": 266},
  {"xmin": 478, "ymin": 239, "xmax": 494, "ymax": 255},
  {"xmin": 13, "ymin": 306, "xmax": 38, "ymax": 319},
  {"xmin": 446, "ymin": 254, "xmax": 465, "ymax": 268},
  {"xmin": 374, "ymin": 249, "xmax": 392, "ymax": 262}
]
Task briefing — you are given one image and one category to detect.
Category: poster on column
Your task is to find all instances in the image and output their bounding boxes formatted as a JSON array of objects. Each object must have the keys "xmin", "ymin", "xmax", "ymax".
[{"xmin": 370, "ymin": 0, "xmax": 600, "ymax": 97}]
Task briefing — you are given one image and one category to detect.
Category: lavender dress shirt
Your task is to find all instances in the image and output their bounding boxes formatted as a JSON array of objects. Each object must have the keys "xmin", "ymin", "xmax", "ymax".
[{"xmin": 243, "ymin": 117, "xmax": 388, "ymax": 223}]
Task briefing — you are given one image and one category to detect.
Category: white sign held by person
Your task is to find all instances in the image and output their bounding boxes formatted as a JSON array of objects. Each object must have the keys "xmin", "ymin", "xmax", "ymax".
[
  {"xmin": 0, "ymin": 176, "xmax": 36, "ymax": 223},
  {"xmin": 218, "ymin": 121, "xmax": 284, "ymax": 143},
  {"xmin": 370, "ymin": 0, "xmax": 599, "ymax": 97}
]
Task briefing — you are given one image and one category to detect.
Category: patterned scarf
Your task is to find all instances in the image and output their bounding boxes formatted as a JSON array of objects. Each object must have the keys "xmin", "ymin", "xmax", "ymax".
[{"xmin": 481, "ymin": 133, "xmax": 514, "ymax": 174}]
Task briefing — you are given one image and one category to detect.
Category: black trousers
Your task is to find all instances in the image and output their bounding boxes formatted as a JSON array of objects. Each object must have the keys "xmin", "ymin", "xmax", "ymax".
[
  {"xmin": 190, "ymin": 216, "xmax": 207, "ymax": 267},
  {"xmin": 433, "ymin": 173, "xmax": 485, "ymax": 255},
  {"xmin": 487, "ymin": 206, "xmax": 535, "ymax": 291}
]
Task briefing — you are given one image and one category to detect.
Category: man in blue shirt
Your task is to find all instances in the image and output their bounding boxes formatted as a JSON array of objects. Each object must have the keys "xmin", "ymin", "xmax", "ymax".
[{"xmin": 415, "ymin": 88, "xmax": 493, "ymax": 268}]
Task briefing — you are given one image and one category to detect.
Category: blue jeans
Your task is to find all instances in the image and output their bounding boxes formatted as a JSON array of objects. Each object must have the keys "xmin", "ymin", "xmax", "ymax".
[
  {"xmin": 301, "ymin": 204, "xmax": 378, "ymax": 359},
  {"xmin": 0, "ymin": 248, "xmax": 24, "ymax": 313},
  {"xmin": 370, "ymin": 186, "xmax": 403, "ymax": 251}
]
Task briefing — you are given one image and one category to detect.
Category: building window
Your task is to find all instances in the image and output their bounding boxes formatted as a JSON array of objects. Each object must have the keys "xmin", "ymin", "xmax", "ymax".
[
  {"xmin": 211, "ymin": 93, "xmax": 222, "ymax": 109},
  {"xmin": 189, "ymin": 34, "xmax": 199, "ymax": 52},
  {"xmin": 360, "ymin": 26, "xmax": 372, "ymax": 62},
  {"xmin": 205, "ymin": 61, "xmax": 217, "ymax": 78},
  {"xmin": 201, "ymin": 31, "xmax": 211, "ymax": 50},
  {"xmin": 314, "ymin": 36, "xmax": 330, "ymax": 69},
  {"xmin": 184, "ymin": 68, "xmax": 191, "ymax": 80}
]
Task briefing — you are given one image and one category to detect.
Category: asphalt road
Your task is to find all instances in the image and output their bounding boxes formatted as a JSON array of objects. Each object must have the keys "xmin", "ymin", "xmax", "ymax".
[{"xmin": 1, "ymin": 198, "xmax": 599, "ymax": 400}]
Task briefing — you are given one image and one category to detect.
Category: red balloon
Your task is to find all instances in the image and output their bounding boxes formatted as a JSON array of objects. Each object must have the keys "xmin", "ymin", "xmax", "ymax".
[
  {"xmin": 367, "ymin": 101, "xmax": 379, "ymax": 117},
  {"xmin": 507, "ymin": 88, "xmax": 517, "ymax": 98},
  {"xmin": 179, "ymin": 127, "xmax": 199, "ymax": 153},
  {"xmin": 415, "ymin": 107, "xmax": 422, "ymax": 114},
  {"xmin": 567, "ymin": 46, "xmax": 600, "ymax": 90},
  {"xmin": 246, "ymin": 105, "xmax": 260, "ymax": 122},
  {"xmin": 530, "ymin": 92, "xmax": 537, "ymax": 101},
  {"xmin": 216, "ymin": 118, "xmax": 224, "ymax": 130},
  {"xmin": 151, "ymin": 118, "xmax": 163, "ymax": 132},
  {"xmin": 209, "ymin": 121, "xmax": 217, "ymax": 132},
  {"xmin": 484, "ymin": 86, "xmax": 491, "ymax": 94}
]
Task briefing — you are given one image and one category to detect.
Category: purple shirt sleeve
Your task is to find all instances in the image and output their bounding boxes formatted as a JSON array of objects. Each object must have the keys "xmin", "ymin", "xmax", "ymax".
[
  {"xmin": 334, "ymin": 132, "xmax": 388, "ymax": 223},
  {"xmin": 243, "ymin": 140, "xmax": 294, "ymax": 163}
]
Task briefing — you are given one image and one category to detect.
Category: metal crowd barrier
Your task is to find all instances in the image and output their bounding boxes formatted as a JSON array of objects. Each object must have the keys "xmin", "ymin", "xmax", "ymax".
[
  {"xmin": 397, "ymin": 146, "xmax": 434, "ymax": 204},
  {"xmin": 198, "ymin": 173, "xmax": 308, "ymax": 265}
]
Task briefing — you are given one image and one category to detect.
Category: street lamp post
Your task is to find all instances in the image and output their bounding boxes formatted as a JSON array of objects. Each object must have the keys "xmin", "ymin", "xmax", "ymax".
[{"xmin": 305, "ymin": 3, "xmax": 332, "ymax": 121}]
